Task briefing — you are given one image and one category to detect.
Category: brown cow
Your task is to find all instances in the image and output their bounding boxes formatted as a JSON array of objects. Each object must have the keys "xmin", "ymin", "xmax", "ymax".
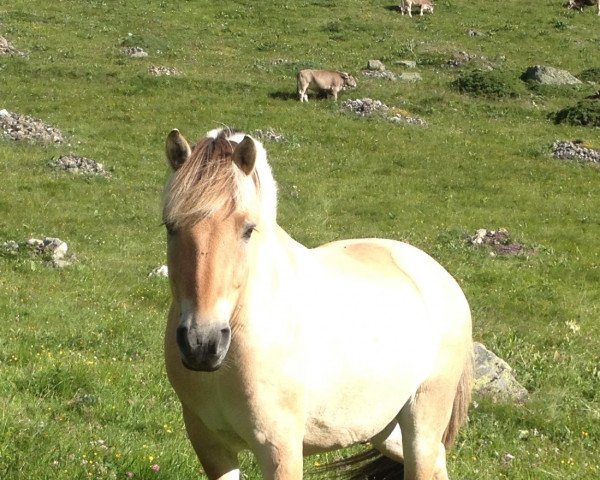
[
  {"xmin": 297, "ymin": 69, "xmax": 357, "ymax": 102},
  {"xmin": 400, "ymin": 0, "xmax": 434, "ymax": 17}
]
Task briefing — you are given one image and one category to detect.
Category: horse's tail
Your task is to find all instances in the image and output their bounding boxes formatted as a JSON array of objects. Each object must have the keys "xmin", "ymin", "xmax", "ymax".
[
  {"xmin": 311, "ymin": 448, "xmax": 403, "ymax": 480},
  {"xmin": 442, "ymin": 347, "xmax": 473, "ymax": 448}
]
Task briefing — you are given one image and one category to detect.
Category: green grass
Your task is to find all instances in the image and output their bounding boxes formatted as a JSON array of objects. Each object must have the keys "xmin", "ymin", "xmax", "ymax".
[{"xmin": 1, "ymin": 1, "xmax": 600, "ymax": 479}]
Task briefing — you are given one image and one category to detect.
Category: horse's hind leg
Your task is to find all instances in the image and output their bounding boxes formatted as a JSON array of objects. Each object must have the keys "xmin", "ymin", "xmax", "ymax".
[
  {"xmin": 397, "ymin": 380, "xmax": 456, "ymax": 480},
  {"xmin": 182, "ymin": 405, "xmax": 240, "ymax": 480}
]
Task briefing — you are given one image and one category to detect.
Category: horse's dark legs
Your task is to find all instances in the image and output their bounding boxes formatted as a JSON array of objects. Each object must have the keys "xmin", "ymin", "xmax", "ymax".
[{"xmin": 182, "ymin": 405, "xmax": 240, "ymax": 480}]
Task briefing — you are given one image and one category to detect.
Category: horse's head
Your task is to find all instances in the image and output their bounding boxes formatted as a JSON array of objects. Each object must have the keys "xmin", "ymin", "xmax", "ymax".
[{"xmin": 162, "ymin": 128, "xmax": 277, "ymax": 371}]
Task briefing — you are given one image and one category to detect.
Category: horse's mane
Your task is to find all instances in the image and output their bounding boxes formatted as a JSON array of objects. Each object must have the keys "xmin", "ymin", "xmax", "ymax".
[{"xmin": 162, "ymin": 128, "xmax": 277, "ymax": 228}]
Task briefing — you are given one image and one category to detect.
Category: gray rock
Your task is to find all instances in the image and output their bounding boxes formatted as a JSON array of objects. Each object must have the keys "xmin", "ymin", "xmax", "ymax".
[
  {"xmin": 398, "ymin": 72, "xmax": 422, "ymax": 82},
  {"xmin": 521, "ymin": 65, "xmax": 582, "ymax": 85},
  {"xmin": 552, "ymin": 140, "xmax": 600, "ymax": 164},
  {"xmin": 149, "ymin": 265, "xmax": 169, "ymax": 277},
  {"xmin": 362, "ymin": 69, "xmax": 397, "ymax": 81},
  {"xmin": 473, "ymin": 342, "xmax": 529, "ymax": 404},
  {"xmin": 395, "ymin": 60, "xmax": 417, "ymax": 68},
  {"xmin": 122, "ymin": 46, "xmax": 148, "ymax": 58},
  {"xmin": 48, "ymin": 155, "xmax": 110, "ymax": 176},
  {"xmin": 0, "ymin": 109, "xmax": 64, "ymax": 144},
  {"xmin": 367, "ymin": 59, "xmax": 386, "ymax": 71}
]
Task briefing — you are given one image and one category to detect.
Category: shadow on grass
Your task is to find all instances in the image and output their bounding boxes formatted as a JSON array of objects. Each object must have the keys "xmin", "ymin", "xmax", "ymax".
[{"xmin": 269, "ymin": 91, "xmax": 298, "ymax": 101}]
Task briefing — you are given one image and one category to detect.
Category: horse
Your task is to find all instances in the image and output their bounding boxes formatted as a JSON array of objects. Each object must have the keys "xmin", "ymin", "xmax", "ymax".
[{"xmin": 162, "ymin": 127, "xmax": 473, "ymax": 480}]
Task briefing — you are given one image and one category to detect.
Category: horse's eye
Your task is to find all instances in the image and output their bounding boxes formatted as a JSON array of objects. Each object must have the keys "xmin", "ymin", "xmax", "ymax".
[{"xmin": 242, "ymin": 223, "xmax": 256, "ymax": 241}]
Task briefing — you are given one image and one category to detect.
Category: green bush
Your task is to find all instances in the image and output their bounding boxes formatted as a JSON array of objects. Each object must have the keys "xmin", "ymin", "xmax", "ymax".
[
  {"xmin": 452, "ymin": 69, "xmax": 519, "ymax": 98},
  {"xmin": 553, "ymin": 99, "xmax": 600, "ymax": 127},
  {"xmin": 579, "ymin": 67, "xmax": 600, "ymax": 83}
]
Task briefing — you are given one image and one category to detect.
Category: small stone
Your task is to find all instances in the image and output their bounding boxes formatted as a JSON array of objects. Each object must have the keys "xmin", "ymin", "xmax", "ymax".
[
  {"xmin": 394, "ymin": 60, "xmax": 417, "ymax": 68},
  {"xmin": 398, "ymin": 72, "xmax": 422, "ymax": 82},
  {"xmin": 367, "ymin": 60, "xmax": 386, "ymax": 71},
  {"xmin": 149, "ymin": 265, "xmax": 169, "ymax": 277}
]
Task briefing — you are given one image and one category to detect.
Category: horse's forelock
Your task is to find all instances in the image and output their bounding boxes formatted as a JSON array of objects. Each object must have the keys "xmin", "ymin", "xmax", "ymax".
[{"xmin": 163, "ymin": 130, "xmax": 277, "ymax": 228}]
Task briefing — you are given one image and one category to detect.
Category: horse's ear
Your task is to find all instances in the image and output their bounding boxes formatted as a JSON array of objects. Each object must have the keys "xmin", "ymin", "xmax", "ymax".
[
  {"xmin": 232, "ymin": 136, "xmax": 256, "ymax": 176},
  {"xmin": 166, "ymin": 129, "xmax": 191, "ymax": 171}
]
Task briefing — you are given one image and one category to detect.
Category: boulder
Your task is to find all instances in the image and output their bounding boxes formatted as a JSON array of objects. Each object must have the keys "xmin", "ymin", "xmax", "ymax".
[
  {"xmin": 473, "ymin": 342, "xmax": 529, "ymax": 403},
  {"xmin": 521, "ymin": 65, "xmax": 582, "ymax": 85}
]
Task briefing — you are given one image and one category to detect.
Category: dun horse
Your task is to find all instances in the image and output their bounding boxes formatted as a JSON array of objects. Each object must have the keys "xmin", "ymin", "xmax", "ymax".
[{"xmin": 162, "ymin": 127, "xmax": 473, "ymax": 480}]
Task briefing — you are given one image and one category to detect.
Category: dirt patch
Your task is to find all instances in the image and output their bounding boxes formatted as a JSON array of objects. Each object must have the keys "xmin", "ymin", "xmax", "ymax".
[
  {"xmin": 468, "ymin": 228, "xmax": 534, "ymax": 256},
  {"xmin": 0, "ymin": 109, "xmax": 64, "ymax": 144},
  {"xmin": 48, "ymin": 155, "xmax": 110, "ymax": 176}
]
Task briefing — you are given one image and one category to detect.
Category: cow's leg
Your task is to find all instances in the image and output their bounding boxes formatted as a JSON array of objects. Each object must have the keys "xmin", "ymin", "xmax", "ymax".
[
  {"xmin": 419, "ymin": 6, "xmax": 424, "ymax": 15},
  {"xmin": 182, "ymin": 405, "xmax": 240, "ymax": 480}
]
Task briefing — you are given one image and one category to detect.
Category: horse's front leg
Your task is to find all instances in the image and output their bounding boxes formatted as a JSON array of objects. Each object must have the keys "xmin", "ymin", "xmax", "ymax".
[
  {"xmin": 250, "ymin": 415, "xmax": 304, "ymax": 480},
  {"xmin": 182, "ymin": 405, "xmax": 240, "ymax": 480}
]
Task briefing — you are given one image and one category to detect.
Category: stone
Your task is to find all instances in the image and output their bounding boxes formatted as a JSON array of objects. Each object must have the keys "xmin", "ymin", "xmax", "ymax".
[
  {"xmin": 362, "ymin": 69, "xmax": 397, "ymax": 80},
  {"xmin": 0, "ymin": 110, "xmax": 64, "ymax": 144},
  {"xmin": 398, "ymin": 72, "xmax": 422, "ymax": 82},
  {"xmin": 552, "ymin": 140, "xmax": 600, "ymax": 164},
  {"xmin": 148, "ymin": 65, "xmax": 180, "ymax": 76},
  {"xmin": 521, "ymin": 65, "xmax": 582, "ymax": 85},
  {"xmin": 395, "ymin": 60, "xmax": 417, "ymax": 68},
  {"xmin": 122, "ymin": 46, "xmax": 148, "ymax": 58},
  {"xmin": 473, "ymin": 342, "xmax": 529, "ymax": 404},
  {"xmin": 149, "ymin": 265, "xmax": 169, "ymax": 277},
  {"xmin": 367, "ymin": 59, "xmax": 386, "ymax": 71},
  {"xmin": 254, "ymin": 128, "xmax": 286, "ymax": 142},
  {"xmin": 48, "ymin": 155, "xmax": 110, "ymax": 176}
]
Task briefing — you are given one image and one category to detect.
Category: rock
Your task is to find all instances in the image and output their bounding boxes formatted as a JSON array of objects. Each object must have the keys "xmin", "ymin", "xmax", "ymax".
[
  {"xmin": 149, "ymin": 265, "xmax": 169, "ymax": 277},
  {"xmin": 362, "ymin": 69, "xmax": 397, "ymax": 80},
  {"xmin": 48, "ymin": 155, "xmax": 111, "ymax": 176},
  {"xmin": 253, "ymin": 128, "xmax": 286, "ymax": 142},
  {"xmin": 398, "ymin": 72, "xmax": 422, "ymax": 82},
  {"xmin": 473, "ymin": 342, "xmax": 529, "ymax": 404},
  {"xmin": 467, "ymin": 29, "xmax": 484, "ymax": 37},
  {"xmin": 552, "ymin": 140, "xmax": 600, "ymax": 164},
  {"xmin": 0, "ymin": 36, "xmax": 25, "ymax": 56},
  {"xmin": 468, "ymin": 228, "xmax": 533, "ymax": 256},
  {"xmin": 0, "ymin": 110, "xmax": 64, "ymax": 144},
  {"xmin": 342, "ymin": 98, "xmax": 390, "ymax": 117},
  {"xmin": 148, "ymin": 65, "xmax": 180, "ymax": 76},
  {"xmin": 367, "ymin": 60, "xmax": 386, "ymax": 71},
  {"xmin": 122, "ymin": 46, "xmax": 148, "ymax": 58},
  {"xmin": 342, "ymin": 98, "xmax": 427, "ymax": 126},
  {"xmin": 521, "ymin": 65, "xmax": 582, "ymax": 85},
  {"xmin": 395, "ymin": 60, "xmax": 417, "ymax": 68}
]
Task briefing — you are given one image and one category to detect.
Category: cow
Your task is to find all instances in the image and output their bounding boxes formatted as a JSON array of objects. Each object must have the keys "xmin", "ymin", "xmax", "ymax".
[
  {"xmin": 297, "ymin": 69, "xmax": 357, "ymax": 102},
  {"xmin": 566, "ymin": 0, "xmax": 600, "ymax": 15},
  {"xmin": 400, "ymin": 0, "xmax": 434, "ymax": 17}
]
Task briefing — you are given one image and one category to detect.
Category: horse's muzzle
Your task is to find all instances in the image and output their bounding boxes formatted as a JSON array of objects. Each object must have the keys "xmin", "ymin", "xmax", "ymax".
[{"xmin": 176, "ymin": 324, "xmax": 231, "ymax": 372}]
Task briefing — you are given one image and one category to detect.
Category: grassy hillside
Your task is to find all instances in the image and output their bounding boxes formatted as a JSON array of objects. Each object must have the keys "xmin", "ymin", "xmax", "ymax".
[{"xmin": 1, "ymin": 1, "xmax": 599, "ymax": 478}]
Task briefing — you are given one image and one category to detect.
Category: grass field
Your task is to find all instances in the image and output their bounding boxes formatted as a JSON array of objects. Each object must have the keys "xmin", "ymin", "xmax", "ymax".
[{"xmin": 1, "ymin": 1, "xmax": 599, "ymax": 479}]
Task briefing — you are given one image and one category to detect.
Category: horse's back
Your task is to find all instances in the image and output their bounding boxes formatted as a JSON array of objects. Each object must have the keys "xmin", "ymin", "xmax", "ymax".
[{"xmin": 314, "ymin": 238, "xmax": 470, "ymax": 323}]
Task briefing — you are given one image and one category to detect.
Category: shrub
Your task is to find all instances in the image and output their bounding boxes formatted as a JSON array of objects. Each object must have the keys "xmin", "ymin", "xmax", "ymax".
[
  {"xmin": 553, "ymin": 99, "xmax": 600, "ymax": 127},
  {"xmin": 452, "ymin": 69, "xmax": 519, "ymax": 98},
  {"xmin": 579, "ymin": 67, "xmax": 600, "ymax": 83}
]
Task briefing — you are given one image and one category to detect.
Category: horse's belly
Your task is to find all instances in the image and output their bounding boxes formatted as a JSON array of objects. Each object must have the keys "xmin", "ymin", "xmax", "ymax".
[{"xmin": 297, "ymin": 269, "xmax": 438, "ymax": 452}]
